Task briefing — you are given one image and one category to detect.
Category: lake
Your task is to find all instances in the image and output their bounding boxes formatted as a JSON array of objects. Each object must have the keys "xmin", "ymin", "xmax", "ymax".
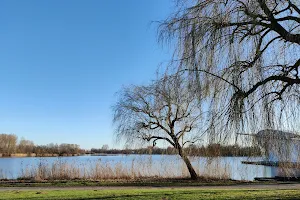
[{"xmin": 0, "ymin": 155, "xmax": 276, "ymax": 180}]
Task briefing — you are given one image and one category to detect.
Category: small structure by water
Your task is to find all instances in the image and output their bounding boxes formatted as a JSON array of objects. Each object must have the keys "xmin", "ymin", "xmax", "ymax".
[{"xmin": 240, "ymin": 129, "xmax": 300, "ymax": 178}]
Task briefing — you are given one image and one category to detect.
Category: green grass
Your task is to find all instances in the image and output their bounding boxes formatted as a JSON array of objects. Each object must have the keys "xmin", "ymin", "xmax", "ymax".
[{"xmin": 1, "ymin": 189, "xmax": 300, "ymax": 200}]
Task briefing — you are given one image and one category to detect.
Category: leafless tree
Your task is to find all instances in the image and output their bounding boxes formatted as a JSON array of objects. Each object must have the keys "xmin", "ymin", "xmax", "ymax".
[
  {"xmin": 113, "ymin": 75, "xmax": 206, "ymax": 179},
  {"xmin": 0, "ymin": 133, "xmax": 18, "ymax": 155},
  {"xmin": 159, "ymin": 0, "xmax": 300, "ymax": 136},
  {"xmin": 101, "ymin": 144, "xmax": 109, "ymax": 150},
  {"xmin": 18, "ymin": 138, "xmax": 35, "ymax": 154}
]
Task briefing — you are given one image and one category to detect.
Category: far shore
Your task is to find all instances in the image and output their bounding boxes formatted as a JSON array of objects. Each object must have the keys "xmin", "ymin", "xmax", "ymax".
[
  {"xmin": 0, "ymin": 153, "xmax": 123, "ymax": 158},
  {"xmin": 0, "ymin": 153, "xmax": 81, "ymax": 158}
]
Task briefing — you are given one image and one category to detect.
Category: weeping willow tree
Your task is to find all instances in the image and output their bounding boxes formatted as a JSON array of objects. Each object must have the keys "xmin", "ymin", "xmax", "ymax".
[
  {"xmin": 159, "ymin": 0, "xmax": 300, "ymax": 146},
  {"xmin": 113, "ymin": 75, "xmax": 209, "ymax": 179}
]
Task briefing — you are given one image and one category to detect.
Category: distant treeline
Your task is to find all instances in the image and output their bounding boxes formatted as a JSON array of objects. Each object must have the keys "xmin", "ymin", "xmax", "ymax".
[
  {"xmin": 0, "ymin": 133, "xmax": 261, "ymax": 157},
  {"xmin": 0, "ymin": 133, "xmax": 85, "ymax": 156},
  {"xmin": 90, "ymin": 144, "xmax": 261, "ymax": 157}
]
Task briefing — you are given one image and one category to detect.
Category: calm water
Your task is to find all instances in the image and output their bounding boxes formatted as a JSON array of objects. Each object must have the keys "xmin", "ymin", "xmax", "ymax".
[{"xmin": 0, "ymin": 155, "xmax": 276, "ymax": 180}]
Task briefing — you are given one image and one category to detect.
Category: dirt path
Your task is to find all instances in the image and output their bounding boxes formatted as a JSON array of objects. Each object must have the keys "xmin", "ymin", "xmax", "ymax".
[{"xmin": 0, "ymin": 184, "xmax": 300, "ymax": 191}]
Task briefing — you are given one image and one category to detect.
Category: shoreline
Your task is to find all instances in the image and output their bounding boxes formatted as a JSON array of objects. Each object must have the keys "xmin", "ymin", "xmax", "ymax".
[
  {"xmin": 0, "ymin": 153, "xmax": 123, "ymax": 158},
  {"xmin": 0, "ymin": 153, "xmax": 82, "ymax": 158}
]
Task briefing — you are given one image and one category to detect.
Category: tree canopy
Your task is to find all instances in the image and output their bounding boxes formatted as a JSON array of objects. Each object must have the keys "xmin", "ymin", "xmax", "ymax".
[{"xmin": 159, "ymin": 0, "xmax": 300, "ymax": 134}]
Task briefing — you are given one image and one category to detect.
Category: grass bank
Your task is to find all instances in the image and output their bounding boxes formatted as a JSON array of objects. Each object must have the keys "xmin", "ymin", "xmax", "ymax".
[
  {"xmin": 1, "ymin": 188, "xmax": 300, "ymax": 199},
  {"xmin": 0, "ymin": 178, "xmax": 246, "ymax": 187}
]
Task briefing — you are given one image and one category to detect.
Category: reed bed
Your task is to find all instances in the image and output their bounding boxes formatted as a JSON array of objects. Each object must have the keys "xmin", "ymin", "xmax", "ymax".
[
  {"xmin": 16, "ymin": 155, "xmax": 231, "ymax": 181},
  {"xmin": 0, "ymin": 169, "xmax": 8, "ymax": 180}
]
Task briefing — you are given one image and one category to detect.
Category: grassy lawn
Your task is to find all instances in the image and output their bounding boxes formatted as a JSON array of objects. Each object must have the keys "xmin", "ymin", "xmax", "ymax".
[{"xmin": 1, "ymin": 189, "xmax": 300, "ymax": 200}]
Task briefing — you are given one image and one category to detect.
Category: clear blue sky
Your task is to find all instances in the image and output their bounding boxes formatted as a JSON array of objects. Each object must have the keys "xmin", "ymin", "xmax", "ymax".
[{"xmin": 0, "ymin": 0, "xmax": 174, "ymax": 149}]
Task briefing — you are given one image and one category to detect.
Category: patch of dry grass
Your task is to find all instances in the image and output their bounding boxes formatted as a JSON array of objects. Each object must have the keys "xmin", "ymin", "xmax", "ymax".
[{"xmin": 17, "ymin": 156, "xmax": 231, "ymax": 181}]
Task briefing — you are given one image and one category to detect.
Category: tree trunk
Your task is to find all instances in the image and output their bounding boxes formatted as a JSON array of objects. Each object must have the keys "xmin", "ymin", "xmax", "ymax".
[
  {"xmin": 178, "ymin": 146, "xmax": 198, "ymax": 180},
  {"xmin": 181, "ymin": 154, "xmax": 198, "ymax": 180}
]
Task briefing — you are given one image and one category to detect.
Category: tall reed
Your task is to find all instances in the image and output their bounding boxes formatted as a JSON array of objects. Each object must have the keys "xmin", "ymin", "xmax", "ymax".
[{"xmin": 17, "ymin": 155, "xmax": 231, "ymax": 180}]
